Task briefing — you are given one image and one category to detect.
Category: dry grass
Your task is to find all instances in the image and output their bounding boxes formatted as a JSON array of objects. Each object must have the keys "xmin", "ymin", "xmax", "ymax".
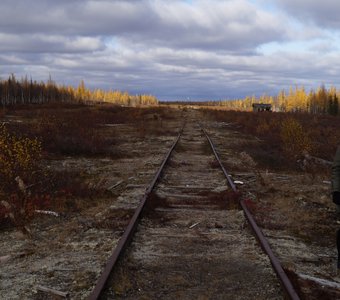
[
  {"xmin": 4, "ymin": 103, "xmax": 179, "ymax": 157},
  {"xmin": 199, "ymin": 190, "xmax": 241, "ymax": 210},
  {"xmin": 202, "ymin": 109, "xmax": 340, "ymax": 172},
  {"xmin": 0, "ymin": 102, "xmax": 180, "ymax": 229}
]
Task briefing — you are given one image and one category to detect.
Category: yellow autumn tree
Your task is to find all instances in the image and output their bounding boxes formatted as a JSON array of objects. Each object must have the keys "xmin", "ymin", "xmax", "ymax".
[{"xmin": 280, "ymin": 118, "xmax": 313, "ymax": 158}]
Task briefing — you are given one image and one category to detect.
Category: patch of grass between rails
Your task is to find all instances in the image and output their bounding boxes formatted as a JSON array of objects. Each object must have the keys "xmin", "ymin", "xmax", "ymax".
[
  {"xmin": 197, "ymin": 190, "xmax": 241, "ymax": 210},
  {"xmin": 201, "ymin": 141, "xmax": 214, "ymax": 156},
  {"xmin": 173, "ymin": 143, "xmax": 186, "ymax": 153},
  {"xmin": 166, "ymin": 160, "xmax": 191, "ymax": 168},
  {"xmin": 209, "ymin": 160, "xmax": 220, "ymax": 169},
  {"xmin": 143, "ymin": 193, "xmax": 173, "ymax": 224},
  {"xmin": 144, "ymin": 191, "xmax": 241, "ymax": 212},
  {"xmin": 145, "ymin": 192, "xmax": 171, "ymax": 210}
]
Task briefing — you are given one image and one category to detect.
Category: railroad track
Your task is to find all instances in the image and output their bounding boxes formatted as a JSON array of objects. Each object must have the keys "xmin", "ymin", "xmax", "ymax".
[{"xmin": 88, "ymin": 117, "xmax": 299, "ymax": 299}]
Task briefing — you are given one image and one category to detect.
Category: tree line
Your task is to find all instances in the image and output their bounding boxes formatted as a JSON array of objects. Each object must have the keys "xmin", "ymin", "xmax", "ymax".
[
  {"xmin": 0, "ymin": 74, "xmax": 158, "ymax": 107},
  {"xmin": 218, "ymin": 85, "xmax": 339, "ymax": 115}
]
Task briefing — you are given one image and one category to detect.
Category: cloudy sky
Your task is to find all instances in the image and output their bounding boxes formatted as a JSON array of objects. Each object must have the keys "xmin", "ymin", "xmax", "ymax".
[{"xmin": 1, "ymin": 0, "xmax": 340, "ymax": 100}]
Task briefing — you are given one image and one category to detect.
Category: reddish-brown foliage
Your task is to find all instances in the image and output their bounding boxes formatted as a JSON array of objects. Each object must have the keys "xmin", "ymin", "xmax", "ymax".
[{"xmin": 203, "ymin": 109, "xmax": 340, "ymax": 170}]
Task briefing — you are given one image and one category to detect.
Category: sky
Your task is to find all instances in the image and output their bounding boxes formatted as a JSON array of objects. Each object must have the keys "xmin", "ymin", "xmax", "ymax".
[{"xmin": 1, "ymin": 0, "xmax": 340, "ymax": 100}]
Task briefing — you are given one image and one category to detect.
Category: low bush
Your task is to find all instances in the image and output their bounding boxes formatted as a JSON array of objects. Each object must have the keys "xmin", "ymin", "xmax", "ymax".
[
  {"xmin": 202, "ymin": 108, "xmax": 340, "ymax": 170},
  {"xmin": 0, "ymin": 124, "xmax": 42, "ymax": 191},
  {"xmin": 280, "ymin": 118, "xmax": 313, "ymax": 158},
  {"xmin": 0, "ymin": 103, "xmax": 178, "ymax": 230},
  {"xmin": 0, "ymin": 124, "xmax": 42, "ymax": 230}
]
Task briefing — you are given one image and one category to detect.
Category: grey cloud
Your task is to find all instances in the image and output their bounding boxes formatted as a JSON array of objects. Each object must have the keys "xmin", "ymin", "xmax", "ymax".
[
  {"xmin": 0, "ymin": 0, "xmax": 156, "ymax": 36},
  {"xmin": 2, "ymin": 39, "xmax": 339, "ymax": 100},
  {"xmin": 0, "ymin": 0, "xmax": 288, "ymax": 52},
  {"xmin": 273, "ymin": 0, "xmax": 340, "ymax": 29},
  {"xmin": 10, "ymin": 44, "xmax": 338, "ymax": 99},
  {"xmin": 0, "ymin": 34, "xmax": 105, "ymax": 53}
]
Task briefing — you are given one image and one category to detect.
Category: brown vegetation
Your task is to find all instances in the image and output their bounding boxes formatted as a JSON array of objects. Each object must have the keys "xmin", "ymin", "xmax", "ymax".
[
  {"xmin": 203, "ymin": 109, "xmax": 340, "ymax": 171},
  {"xmin": 0, "ymin": 102, "xmax": 178, "ymax": 230}
]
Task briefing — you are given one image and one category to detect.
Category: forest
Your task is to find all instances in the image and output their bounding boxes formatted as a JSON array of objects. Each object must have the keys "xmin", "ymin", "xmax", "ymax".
[
  {"xmin": 1, "ymin": 74, "xmax": 340, "ymax": 117},
  {"xmin": 0, "ymin": 74, "xmax": 159, "ymax": 107},
  {"xmin": 218, "ymin": 85, "xmax": 339, "ymax": 115}
]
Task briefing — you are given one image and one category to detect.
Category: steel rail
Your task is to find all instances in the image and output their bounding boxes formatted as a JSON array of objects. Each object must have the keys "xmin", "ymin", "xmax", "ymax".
[
  {"xmin": 88, "ymin": 129, "xmax": 183, "ymax": 300},
  {"xmin": 202, "ymin": 128, "xmax": 300, "ymax": 300},
  {"xmin": 203, "ymin": 129, "xmax": 236, "ymax": 191}
]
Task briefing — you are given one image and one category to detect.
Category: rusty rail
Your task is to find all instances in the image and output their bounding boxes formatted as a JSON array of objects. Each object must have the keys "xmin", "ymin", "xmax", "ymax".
[
  {"xmin": 240, "ymin": 201, "xmax": 300, "ymax": 300},
  {"xmin": 88, "ymin": 130, "xmax": 182, "ymax": 300},
  {"xmin": 203, "ymin": 129, "xmax": 236, "ymax": 191},
  {"xmin": 89, "ymin": 125, "xmax": 299, "ymax": 299},
  {"xmin": 202, "ymin": 128, "xmax": 300, "ymax": 300}
]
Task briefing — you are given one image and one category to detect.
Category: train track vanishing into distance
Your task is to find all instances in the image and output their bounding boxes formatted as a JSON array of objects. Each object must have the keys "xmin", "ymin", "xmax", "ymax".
[{"xmin": 88, "ymin": 117, "xmax": 300, "ymax": 299}]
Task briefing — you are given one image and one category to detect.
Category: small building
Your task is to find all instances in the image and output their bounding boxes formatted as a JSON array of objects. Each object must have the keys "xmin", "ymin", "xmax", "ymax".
[{"xmin": 252, "ymin": 103, "xmax": 272, "ymax": 112}]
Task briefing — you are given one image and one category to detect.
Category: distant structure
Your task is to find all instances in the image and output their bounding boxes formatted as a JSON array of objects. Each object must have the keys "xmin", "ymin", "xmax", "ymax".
[{"xmin": 252, "ymin": 103, "xmax": 272, "ymax": 112}]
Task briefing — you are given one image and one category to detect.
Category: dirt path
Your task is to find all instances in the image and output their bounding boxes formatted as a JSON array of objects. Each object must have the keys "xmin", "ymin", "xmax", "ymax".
[{"xmin": 106, "ymin": 113, "xmax": 283, "ymax": 299}]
